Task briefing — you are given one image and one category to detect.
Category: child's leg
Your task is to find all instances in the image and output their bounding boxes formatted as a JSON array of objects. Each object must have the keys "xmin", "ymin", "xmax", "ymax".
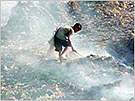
[
  {"xmin": 61, "ymin": 47, "xmax": 69, "ymax": 55},
  {"xmin": 59, "ymin": 51, "xmax": 62, "ymax": 63}
]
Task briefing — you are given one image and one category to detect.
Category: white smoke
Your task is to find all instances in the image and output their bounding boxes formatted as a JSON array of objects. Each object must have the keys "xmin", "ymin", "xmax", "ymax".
[{"xmin": 1, "ymin": 1, "xmax": 134, "ymax": 100}]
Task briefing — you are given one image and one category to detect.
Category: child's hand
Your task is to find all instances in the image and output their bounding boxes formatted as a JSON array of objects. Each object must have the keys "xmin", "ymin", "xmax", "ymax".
[{"xmin": 72, "ymin": 48, "xmax": 77, "ymax": 53}]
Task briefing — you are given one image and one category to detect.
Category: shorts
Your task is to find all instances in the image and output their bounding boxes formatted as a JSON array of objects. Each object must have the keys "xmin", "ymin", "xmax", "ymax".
[{"xmin": 54, "ymin": 36, "xmax": 70, "ymax": 52}]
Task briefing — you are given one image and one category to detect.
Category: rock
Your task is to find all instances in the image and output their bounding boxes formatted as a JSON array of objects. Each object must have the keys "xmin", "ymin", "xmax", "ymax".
[{"xmin": 100, "ymin": 96, "xmax": 107, "ymax": 100}]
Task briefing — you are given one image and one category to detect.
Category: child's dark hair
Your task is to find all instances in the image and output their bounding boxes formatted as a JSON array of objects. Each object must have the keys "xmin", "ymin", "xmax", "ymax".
[{"xmin": 74, "ymin": 23, "xmax": 82, "ymax": 30}]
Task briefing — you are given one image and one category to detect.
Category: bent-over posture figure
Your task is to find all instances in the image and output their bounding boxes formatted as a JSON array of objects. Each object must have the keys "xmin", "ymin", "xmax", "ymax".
[{"xmin": 54, "ymin": 23, "xmax": 82, "ymax": 62}]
